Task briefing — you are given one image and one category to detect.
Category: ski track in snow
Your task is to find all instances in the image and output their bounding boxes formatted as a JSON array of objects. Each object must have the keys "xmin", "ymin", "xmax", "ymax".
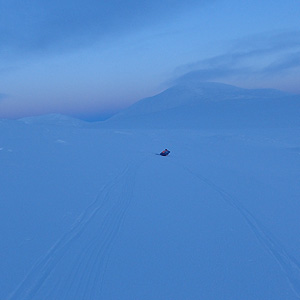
[
  {"xmin": 176, "ymin": 160, "xmax": 300, "ymax": 299},
  {"xmin": 7, "ymin": 162, "xmax": 139, "ymax": 300}
]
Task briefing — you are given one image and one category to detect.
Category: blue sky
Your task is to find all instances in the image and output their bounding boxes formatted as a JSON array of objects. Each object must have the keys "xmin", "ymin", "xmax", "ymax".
[{"xmin": 0, "ymin": 0, "xmax": 299, "ymax": 120}]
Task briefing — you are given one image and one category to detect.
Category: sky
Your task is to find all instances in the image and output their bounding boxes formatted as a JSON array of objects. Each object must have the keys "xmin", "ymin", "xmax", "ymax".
[{"xmin": 0, "ymin": 0, "xmax": 300, "ymax": 120}]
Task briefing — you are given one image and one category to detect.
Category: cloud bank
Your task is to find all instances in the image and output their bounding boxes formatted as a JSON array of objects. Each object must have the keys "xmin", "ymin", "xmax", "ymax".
[
  {"xmin": 174, "ymin": 31, "xmax": 300, "ymax": 91},
  {"xmin": 0, "ymin": 0, "xmax": 209, "ymax": 58}
]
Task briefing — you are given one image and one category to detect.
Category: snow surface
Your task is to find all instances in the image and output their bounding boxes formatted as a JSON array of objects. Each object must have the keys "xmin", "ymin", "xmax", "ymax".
[
  {"xmin": 1, "ymin": 83, "xmax": 300, "ymax": 299},
  {"xmin": 18, "ymin": 114, "xmax": 87, "ymax": 128}
]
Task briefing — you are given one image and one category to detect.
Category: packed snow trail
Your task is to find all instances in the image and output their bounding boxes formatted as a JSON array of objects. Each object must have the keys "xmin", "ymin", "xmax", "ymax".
[
  {"xmin": 176, "ymin": 160, "xmax": 300, "ymax": 299},
  {"xmin": 7, "ymin": 161, "xmax": 140, "ymax": 300}
]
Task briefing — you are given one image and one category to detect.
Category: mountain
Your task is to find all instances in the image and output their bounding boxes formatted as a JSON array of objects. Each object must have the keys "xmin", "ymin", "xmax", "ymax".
[{"xmin": 105, "ymin": 82, "xmax": 300, "ymax": 129}]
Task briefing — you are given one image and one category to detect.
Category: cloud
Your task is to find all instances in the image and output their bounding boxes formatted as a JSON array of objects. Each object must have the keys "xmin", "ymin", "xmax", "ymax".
[
  {"xmin": 0, "ymin": 0, "xmax": 208, "ymax": 58},
  {"xmin": 262, "ymin": 51, "xmax": 300, "ymax": 73},
  {"xmin": 173, "ymin": 30, "xmax": 300, "ymax": 85},
  {"xmin": 173, "ymin": 67, "xmax": 250, "ymax": 84}
]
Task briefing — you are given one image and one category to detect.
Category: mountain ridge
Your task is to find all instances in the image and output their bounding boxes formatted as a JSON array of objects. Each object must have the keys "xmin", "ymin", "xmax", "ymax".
[{"xmin": 104, "ymin": 82, "xmax": 299, "ymax": 129}]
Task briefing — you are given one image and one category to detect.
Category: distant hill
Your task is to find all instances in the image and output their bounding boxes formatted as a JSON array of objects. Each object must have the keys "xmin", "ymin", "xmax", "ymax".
[
  {"xmin": 104, "ymin": 82, "xmax": 300, "ymax": 129},
  {"xmin": 18, "ymin": 113, "xmax": 87, "ymax": 127}
]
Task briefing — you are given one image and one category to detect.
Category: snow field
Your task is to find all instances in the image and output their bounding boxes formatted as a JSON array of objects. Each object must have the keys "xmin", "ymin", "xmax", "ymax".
[{"xmin": 1, "ymin": 123, "xmax": 300, "ymax": 299}]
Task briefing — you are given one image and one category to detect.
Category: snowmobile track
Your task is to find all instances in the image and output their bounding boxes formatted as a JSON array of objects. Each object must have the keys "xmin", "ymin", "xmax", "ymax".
[
  {"xmin": 176, "ymin": 161, "xmax": 300, "ymax": 299},
  {"xmin": 7, "ymin": 163, "xmax": 138, "ymax": 300}
]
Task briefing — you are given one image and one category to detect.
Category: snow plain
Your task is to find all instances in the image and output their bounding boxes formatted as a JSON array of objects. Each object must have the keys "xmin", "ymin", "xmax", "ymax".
[{"xmin": 1, "ymin": 83, "xmax": 300, "ymax": 299}]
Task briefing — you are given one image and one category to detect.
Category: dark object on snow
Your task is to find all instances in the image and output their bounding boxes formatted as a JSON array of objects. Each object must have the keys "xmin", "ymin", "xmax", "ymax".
[{"xmin": 160, "ymin": 149, "xmax": 170, "ymax": 156}]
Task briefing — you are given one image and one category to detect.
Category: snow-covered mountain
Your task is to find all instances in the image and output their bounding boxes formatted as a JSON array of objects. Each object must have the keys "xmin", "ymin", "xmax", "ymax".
[
  {"xmin": 1, "ymin": 82, "xmax": 300, "ymax": 300},
  {"xmin": 106, "ymin": 82, "xmax": 300, "ymax": 128}
]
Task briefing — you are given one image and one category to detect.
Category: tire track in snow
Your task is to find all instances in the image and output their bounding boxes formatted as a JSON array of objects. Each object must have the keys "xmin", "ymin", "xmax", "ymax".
[
  {"xmin": 7, "ymin": 163, "xmax": 138, "ymax": 300},
  {"xmin": 88, "ymin": 175, "xmax": 135, "ymax": 300},
  {"xmin": 8, "ymin": 181, "xmax": 118, "ymax": 300},
  {"xmin": 64, "ymin": 190, "xmax": 126, "ymax": 300},
  {"xmin": 67, "ymin": 163, "xmax": 138, "ymax": 300},
  {"xmin": 60, "ymin": 205, "xmax": 122, "ymax": 300},
  {"xmin": 176, "ymin": 161, "xmax": 300, "ymax": 299},
  {"xmin": 59, "ymin": 187, "xmax": 119, "ymax": 300}
]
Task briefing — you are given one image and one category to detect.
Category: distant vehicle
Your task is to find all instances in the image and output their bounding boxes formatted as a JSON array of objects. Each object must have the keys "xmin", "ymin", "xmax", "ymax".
[{"xmin": 160, "ymin": 149, "xmax": 170, "ymax": 156}]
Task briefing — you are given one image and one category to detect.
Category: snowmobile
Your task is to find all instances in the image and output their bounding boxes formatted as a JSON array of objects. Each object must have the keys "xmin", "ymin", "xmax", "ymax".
[{"xmin": 160, "ymin": 149, "xmax": 170, "ymax": 156}]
